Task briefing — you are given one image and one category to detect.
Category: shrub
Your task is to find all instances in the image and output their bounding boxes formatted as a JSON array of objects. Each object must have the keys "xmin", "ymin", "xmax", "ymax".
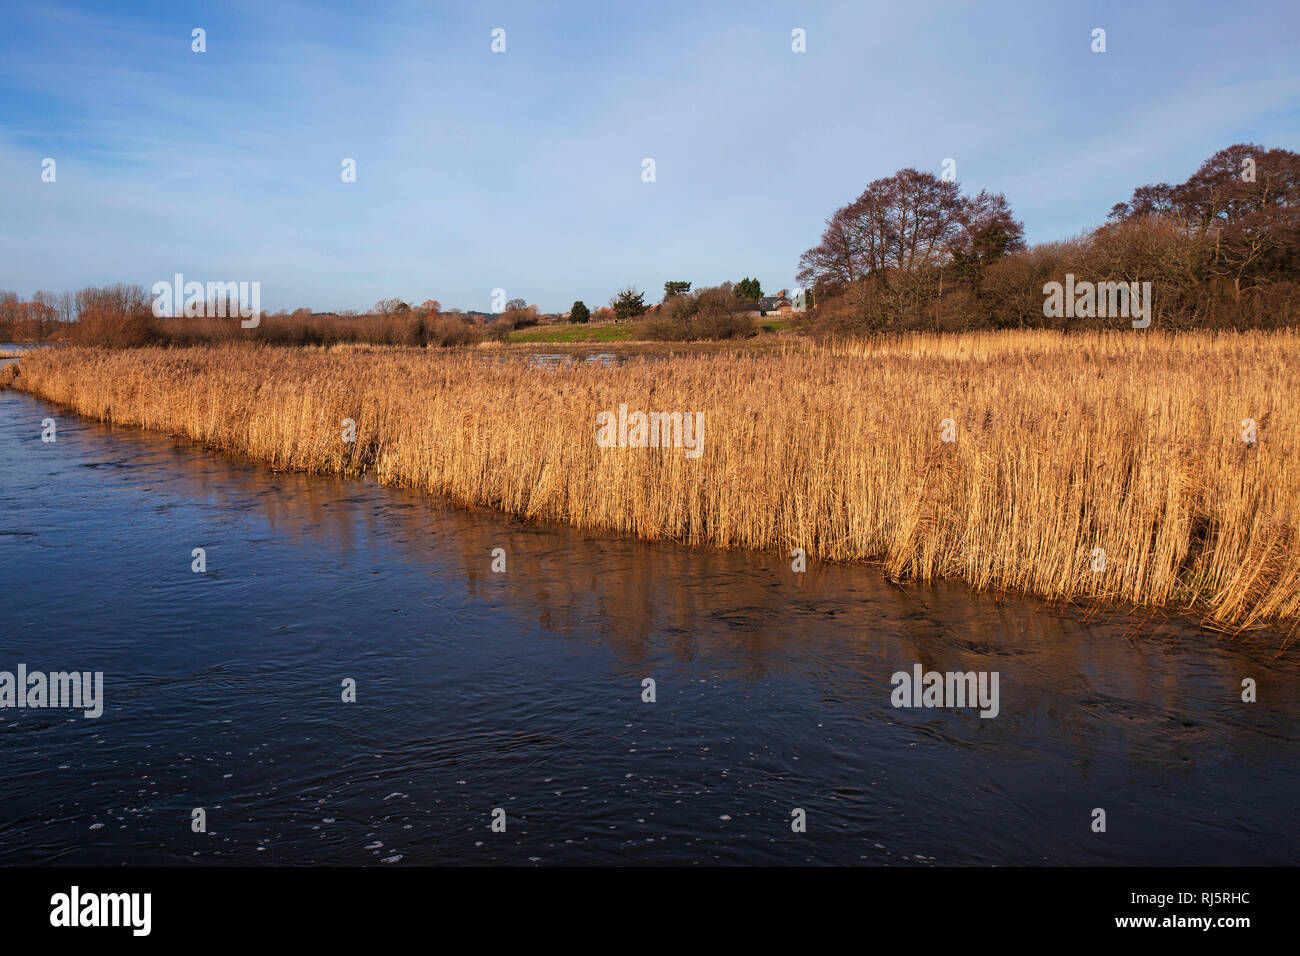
[{"xmin": 635, "ymin": 284, "xmax": 758, "ymax": 340}]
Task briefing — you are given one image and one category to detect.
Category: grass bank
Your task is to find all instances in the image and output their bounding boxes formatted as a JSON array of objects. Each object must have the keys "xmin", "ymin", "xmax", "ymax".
[
  {"xmin": 506, "ymin": 322, "xmax": 634, "ymax": 343},
  {"xmin": 7, "ymin": 331, "xmax": 1298, "ymax": 633}
]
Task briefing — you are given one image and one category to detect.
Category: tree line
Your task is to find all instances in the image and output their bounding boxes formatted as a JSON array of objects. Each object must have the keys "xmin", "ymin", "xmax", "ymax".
[
  {"xmin": 797, "ymin": 144, "xmax": 1299, "ymax": 332},
  {"xmin": 11, "ymin": 143, "xmax": 1290, "ymax": 347}
]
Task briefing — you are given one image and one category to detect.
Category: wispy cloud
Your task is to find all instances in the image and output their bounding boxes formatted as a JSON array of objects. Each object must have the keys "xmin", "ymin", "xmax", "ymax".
[{"xmin": 1, "ymin": 0, "xmax": 1296, "ymax": 311}]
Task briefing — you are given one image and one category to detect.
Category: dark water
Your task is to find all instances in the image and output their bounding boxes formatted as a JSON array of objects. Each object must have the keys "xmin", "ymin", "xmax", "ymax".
[{"xmin": 0, "ymin": 383, "xmax": 1296, "ymax": 866}]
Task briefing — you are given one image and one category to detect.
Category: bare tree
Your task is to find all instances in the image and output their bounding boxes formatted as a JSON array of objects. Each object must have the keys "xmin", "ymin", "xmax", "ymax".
[{"xmin": 798, "ymin": 168, "xmax": 1015, "ymax": 287}]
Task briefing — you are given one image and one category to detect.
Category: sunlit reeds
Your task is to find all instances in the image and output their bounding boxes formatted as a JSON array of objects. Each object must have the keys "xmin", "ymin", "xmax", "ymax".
[{"xmin": 9, "ymin": 331, "xmax": 1299, "ymax": 630}]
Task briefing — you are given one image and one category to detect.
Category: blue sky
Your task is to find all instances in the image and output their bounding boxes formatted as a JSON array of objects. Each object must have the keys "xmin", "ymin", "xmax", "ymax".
[{"xmin": 1, "ymin": 0, "xmax": 1296, "ymax": 313}]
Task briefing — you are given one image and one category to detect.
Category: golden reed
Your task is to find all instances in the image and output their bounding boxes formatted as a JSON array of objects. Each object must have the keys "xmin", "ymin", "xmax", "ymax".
[{"xmin": 7, "ymin": 331, "xmax": 1298, "ymax": 632}]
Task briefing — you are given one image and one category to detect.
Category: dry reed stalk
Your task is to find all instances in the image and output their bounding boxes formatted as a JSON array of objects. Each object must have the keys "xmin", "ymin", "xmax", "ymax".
[{"xmin": 8, "ymin": 331, "xmax": 1298, "ymax": 630}]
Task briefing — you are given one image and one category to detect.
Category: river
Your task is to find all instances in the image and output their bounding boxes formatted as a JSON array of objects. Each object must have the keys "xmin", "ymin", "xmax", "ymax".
[{"xmin": 1, "ymin": 379, "xmax": 1296, "ymax": 865}]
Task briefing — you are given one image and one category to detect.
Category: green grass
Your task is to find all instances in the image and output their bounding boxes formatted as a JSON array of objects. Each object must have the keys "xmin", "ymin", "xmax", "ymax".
[
  {"xmin": 507, "ymin": 322, "xmax": 634, "ymax": 343},
  {"xmin": 507, "ymin": 317, "xmax": 795, "ymax": 344}
]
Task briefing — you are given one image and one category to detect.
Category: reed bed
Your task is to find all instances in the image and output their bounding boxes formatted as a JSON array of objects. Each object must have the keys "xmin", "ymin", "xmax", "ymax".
[{"xmin": 8, "ymin": 331, "xmax": 1299, "ymax": 631}]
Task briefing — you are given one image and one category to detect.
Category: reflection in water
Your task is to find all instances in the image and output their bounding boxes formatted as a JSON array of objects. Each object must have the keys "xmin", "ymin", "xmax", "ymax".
[
  {"xmin": 525, "ymin": 352, "xmax": 625, "ymax": 368},
  {"xmin": 475, "ymin": 350, "xmax": 632, "ymax": 370},
  {"xmin": 0, "ymin": 386, "xmax": 1296, "ymax": 866}
]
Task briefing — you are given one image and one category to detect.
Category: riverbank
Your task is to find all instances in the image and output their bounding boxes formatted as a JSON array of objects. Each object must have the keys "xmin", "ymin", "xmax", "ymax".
[
  {"xmin": 7, "ymin": 330, "xmax": 1299, "ymax": 633},
  {"xmin": 5, "ymin": 380, "xmax": 1294, "ymax": 866}
]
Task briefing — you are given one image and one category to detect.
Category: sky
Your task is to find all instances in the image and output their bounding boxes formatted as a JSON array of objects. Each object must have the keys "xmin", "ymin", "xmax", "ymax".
[{"xmin": 1, "ymin": 0, "xmax": 1297, "ymax": 314}]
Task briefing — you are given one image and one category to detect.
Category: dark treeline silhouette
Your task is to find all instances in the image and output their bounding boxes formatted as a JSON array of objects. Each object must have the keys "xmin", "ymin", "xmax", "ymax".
[{"xmin": 798, "ymin": 144, "xmax": 1300, "ymax": 333}]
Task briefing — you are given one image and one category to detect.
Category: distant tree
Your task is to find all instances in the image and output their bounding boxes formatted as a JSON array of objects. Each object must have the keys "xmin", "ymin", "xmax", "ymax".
[
  {"xmin": 1107, "ymin": 144, "xmax": 1299, "ymax": 234},
  {"xmin": 611, "ymin": 286, "xmax": 648, "ymax": 321},
  {"xmin": 1107, "ymin": 143, "xmax": 1300, "ymax": 295},
  {"xmin": 66, "ymin": 285, "xmax": 154, "ymax": 347},
  {"xmin": 505, "ymin": 298, "xmax": 527, "ymax": 312},
  {"xmin": 949, "ymin": 191, "xmax": 1028, "ymax": 282},
  {"xmin": 637, "ymin": 283, "xmax": 759, "ymax": 341},
  {"xmin": 570, "ymin": 300, "xmax": 590, "ymax": 323},
  {"xmin": 418, "ymin": 299, "xmax": 442, "ymax": 314},
  {"xmin": 374, "ymin": 298, "xmax": 410, "ymax": 315},
  {"xmin": 796, "ymin": 168, "xmax": 1022, "ymax": 290},
  {"xmin": 663, "ymin": 280, "xmax": 691, "ymax": 300},
  {"xmin": 734, "ymin": 277, "xmax": 763, "ymax": 300},
  {"xmin": 32, "ymin": 290, "xmax": 58, "ymax": 319},
  {"xmin": 592, "ymin": 306, "xmax": 615, "ymax": 322},
  {"xmin": 496, "ymin": 303, "xmax": 540, "ymax": 332}
]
